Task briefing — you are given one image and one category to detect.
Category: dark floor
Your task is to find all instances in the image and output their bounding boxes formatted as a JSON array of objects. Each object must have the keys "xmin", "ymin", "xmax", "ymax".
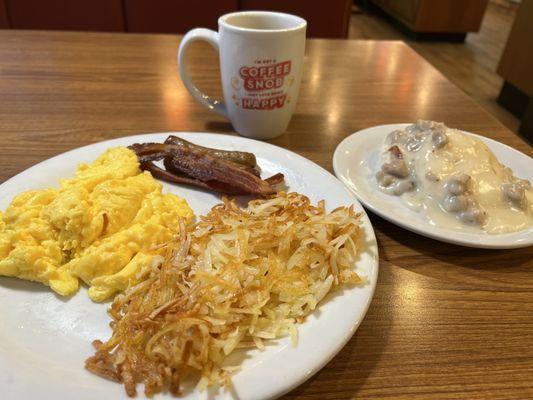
[{"xmin": 349, "ymin": 0, "xmax": 521, "ymax": 134}]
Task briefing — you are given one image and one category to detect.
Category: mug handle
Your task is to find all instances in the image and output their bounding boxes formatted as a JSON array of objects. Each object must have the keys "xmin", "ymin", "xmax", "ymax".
[{"xmin": 178, "ymin": 29, "xmax": 227, "ymax": 118}]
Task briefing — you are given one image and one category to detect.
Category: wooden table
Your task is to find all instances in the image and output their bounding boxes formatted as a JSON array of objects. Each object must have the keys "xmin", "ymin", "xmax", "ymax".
[{"xmin": 0, "ymin": 31, "xmax": 532, "ymax": 399}]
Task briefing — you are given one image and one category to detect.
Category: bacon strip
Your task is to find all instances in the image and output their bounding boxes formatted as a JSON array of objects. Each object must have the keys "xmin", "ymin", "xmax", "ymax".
[
  {"xmin": 129, "ymin": 141, "xmax": 260, "ymax": 176},
  {"xmin": 164, "ymin": 135, "xmax": 257, "ymax": 168},
  {"xmin": 164, "ymin": 147, "xmax": 276, "ymax": 195},
  {"xmin": 128, "ymin": 143, "xmax": 168, "ymax": 163},
  {"xmin": 265, "ymin": 173, "xmax": 284, "ymax": 185},
  {"xmin": 141, "ymin": 162, "xmax": 250, "ymax": 195},
  {"xmin": 128, "ymin": 138, "xmax": 284, "ymax": 196}
]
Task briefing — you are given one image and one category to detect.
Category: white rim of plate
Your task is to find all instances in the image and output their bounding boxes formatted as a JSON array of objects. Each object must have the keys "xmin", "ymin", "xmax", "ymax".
[
  {"xmin": 332, "ymin": 124, "xmax": 533, "ymax": 249},
  {"xmin": 0, "ymin": 132, "xmax": 379, "ymax": 400}
]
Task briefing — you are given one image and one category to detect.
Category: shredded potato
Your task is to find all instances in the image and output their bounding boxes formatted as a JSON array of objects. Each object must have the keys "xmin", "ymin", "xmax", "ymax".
[{"xmin": 85, "ymin": 192, "xmax": 364, "ymax": 397}]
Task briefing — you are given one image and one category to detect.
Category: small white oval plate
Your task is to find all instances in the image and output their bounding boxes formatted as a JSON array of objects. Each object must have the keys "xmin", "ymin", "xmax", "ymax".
[
  {"xmin": 0, "ymin": 133, "xmax": 378, "ymax": 400},
  {"xmin": 333, "ymin": 124, "xmax": 533, "ymax": 249}
]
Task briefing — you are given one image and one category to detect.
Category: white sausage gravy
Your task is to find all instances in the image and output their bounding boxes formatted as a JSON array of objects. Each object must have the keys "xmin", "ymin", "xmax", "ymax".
[{"xmin": 375, "ymin": 120, "xmax": 532, "ymax": 233}]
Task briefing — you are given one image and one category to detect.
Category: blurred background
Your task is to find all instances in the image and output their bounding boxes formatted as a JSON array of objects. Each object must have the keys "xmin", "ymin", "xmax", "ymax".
[{"xmin": 0, "ymin": 0, "xmax": 530, "ymax": 141}]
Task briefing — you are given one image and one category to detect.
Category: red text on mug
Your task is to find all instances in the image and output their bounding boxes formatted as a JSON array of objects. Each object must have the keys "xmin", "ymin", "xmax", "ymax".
[
  {"xmin": 239, "ymin": 60, "xmax": 291, "ymax": 91},
  {"xmin": 237, "ymin": 60, "xmax": 292, "ymax": 110}
]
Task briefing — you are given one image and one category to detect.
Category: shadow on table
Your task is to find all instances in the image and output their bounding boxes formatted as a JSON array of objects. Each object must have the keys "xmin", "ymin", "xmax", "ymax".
[
  {"xmin": 204, "ymin": 120, "xmax": 235, "ymax": 133},
  {"xmin": 288, "ymin": 112, "xmax": 328, "ymax": 127},
  {"xmin": 203, "ymin": 112, "xmax": 329, "ymax": 137},
  {"xmin": 286, "ymin": 286, "xmax": 390, "ymax": 398},
  {"xmin": 370, "ymin": 212, "xmax": 532, "ymax": 281}
]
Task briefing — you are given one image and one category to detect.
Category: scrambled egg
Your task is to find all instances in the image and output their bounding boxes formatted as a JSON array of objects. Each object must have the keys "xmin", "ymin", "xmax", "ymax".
[{"xmin": 0, "ymin": 147, "xmax": 194, "ymax": 301}]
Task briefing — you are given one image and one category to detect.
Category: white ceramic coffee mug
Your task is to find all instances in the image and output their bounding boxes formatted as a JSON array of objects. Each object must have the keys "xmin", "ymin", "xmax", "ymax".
[{"xmin": 178, "ymin": 11, "xmax": 306, "ymax": 140}]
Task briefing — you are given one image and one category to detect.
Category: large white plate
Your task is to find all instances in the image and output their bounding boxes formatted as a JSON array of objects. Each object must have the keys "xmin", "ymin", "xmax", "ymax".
[
  {"xmin": 0, "ymin": 133, "xmax": 378, "ymax": 400},
  {"xmin": 333, "ymin": 123, "xmax": 533, "ymax": 249}
]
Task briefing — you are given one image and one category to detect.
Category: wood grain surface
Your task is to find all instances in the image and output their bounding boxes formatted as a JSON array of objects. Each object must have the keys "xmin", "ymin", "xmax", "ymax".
[
  {"xmin": 349, "ymin": 0, "xmax": 522, "ymax": 136},
  {"xmin": 0, "ymin": 30, "xmax": 532, "ymax": 399}
]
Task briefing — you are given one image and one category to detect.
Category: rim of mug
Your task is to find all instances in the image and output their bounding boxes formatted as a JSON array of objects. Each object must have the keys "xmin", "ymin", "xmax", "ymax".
[{"xmin": 219, "ymin": 11, "xmax": 307, "ymax": 35}]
